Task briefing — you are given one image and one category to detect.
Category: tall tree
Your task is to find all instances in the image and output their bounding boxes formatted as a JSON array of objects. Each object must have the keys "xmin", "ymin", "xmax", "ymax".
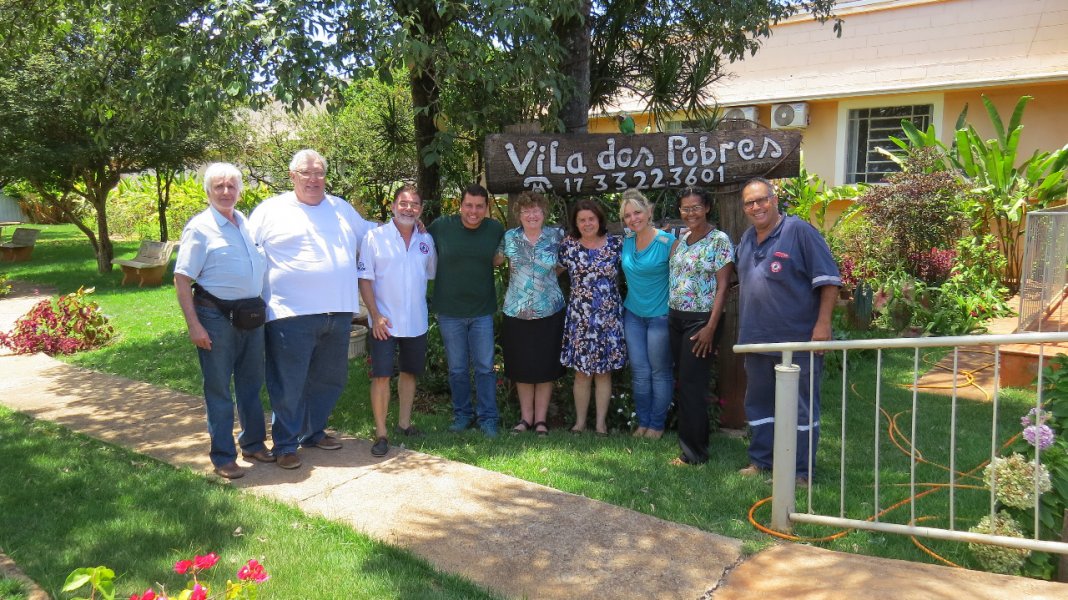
[
  {"xmin": 199, "ymin": 1, "xmax": 839, "ymax": 201},
  {"xmin": 0, "ymin": 1, "xmax": 236, "ymax": 269}
]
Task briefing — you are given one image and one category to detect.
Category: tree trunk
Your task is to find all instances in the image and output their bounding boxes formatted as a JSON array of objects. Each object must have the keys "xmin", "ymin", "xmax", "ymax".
[
  {"xmin": 411, "ymin": 65, "xmax": 442, "ymax": 222},
  {"xmin": 155, "ymin": 170, "xmax": 174, "ymax": 242},
  {"xmin": 554, "ymin": 0, "xmax": 592, "ymax": 134},
  {"xmin": 402, "ymin": 0, "xmax": 446, "ymax": 222},
  {"xmin": 82, "ymin": 169, "xmax": 119, "ymax": 274}
]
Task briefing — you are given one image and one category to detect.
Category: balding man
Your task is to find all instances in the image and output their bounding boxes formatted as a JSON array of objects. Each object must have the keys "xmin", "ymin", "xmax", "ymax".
[{"xmin": 248, "ymin": 149, "xmax": 375, "ymax": 470}]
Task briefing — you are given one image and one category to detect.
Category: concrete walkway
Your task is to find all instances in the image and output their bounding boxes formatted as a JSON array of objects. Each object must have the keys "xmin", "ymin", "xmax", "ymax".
[{"xmin": 2, "ymin": 286, "xmax": 1067, "ymax": 599}]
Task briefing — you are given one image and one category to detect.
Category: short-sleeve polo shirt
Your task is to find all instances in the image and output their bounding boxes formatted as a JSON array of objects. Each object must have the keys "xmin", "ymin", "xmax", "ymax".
[
  {"xmin": 357, "ymin": 220, "xmax": 437, "ymax": 338},
  {"xmin": 736, "ymin": 214, "xmax": 841, "ymax": 345}
]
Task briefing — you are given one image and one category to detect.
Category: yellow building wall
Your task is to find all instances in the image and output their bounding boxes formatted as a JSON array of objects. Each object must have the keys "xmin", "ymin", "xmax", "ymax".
[{"xmin": 944, "ymin": 82, "xmax": 1068, "ymax": 158}]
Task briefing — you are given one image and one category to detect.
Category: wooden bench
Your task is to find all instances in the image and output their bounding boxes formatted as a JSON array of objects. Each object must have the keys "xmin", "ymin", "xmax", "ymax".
[
  {"xmin": 0, "ymin": 228, "xmax": 41, "ymax": 262},
  {"xmin": 112, "ymin": 240, "xmax": 177, "ymax": 287}
]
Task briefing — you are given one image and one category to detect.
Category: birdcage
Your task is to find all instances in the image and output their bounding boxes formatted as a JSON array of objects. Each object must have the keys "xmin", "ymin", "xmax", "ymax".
[{"xmin": 1017, "ymin": 206, "xmax": 1068, "ymax": 332}]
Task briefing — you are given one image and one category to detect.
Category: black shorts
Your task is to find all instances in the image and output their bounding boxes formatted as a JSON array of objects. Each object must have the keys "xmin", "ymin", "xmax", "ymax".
[{"xmin": 368, "ymin": 333, "xmax": 428, "ymax": 377}]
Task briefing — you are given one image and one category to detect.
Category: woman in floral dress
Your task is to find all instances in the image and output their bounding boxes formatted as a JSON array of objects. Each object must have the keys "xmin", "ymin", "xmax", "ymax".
[
  {"xmin": 559, "ymin": 199, "xmax": 627, "ymax": 435},
  {"xmin": 668, "ymin": 187, "xmax": 734, "ymax": 465}
]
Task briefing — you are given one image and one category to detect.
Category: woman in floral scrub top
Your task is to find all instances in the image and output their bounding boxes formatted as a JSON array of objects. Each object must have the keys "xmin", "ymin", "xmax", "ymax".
[{"xmin": 668, "ymin": 187, "xmax": 734, "ymax": 465}]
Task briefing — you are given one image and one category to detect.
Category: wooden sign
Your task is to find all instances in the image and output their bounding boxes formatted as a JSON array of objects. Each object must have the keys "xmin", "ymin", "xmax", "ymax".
[{"xmin": 485, "ymin": 130, "xmax": 801, "ymax": 196}]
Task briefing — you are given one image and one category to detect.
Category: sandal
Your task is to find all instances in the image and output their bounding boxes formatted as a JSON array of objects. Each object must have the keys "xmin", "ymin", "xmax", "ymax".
[
  {"xmin": 511, "ymin": 419, "xmax": 532, "ymax": 434},
  {"xmin": 533, "ymin": 421, "xmax": 549, "ymax": 437},
  {"xmin": 569, "ymin": 425, "xmax": 585, "ymax": 435}
]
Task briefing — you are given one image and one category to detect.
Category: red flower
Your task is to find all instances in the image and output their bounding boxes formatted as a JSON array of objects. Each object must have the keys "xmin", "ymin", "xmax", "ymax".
[
  {"xmin": 173, "ymin": 559, "xmax": 194, "ymax": 575},
  {"xmin": 237, "ymin": 559, "xmax": 270, "ymax": 583},
  {"xmin": 190, "ymin": 583, "xmax": 207, "ymax": 600},
  {"xmin": 193, "ymin": 552, "xmax": 219, "ymax": 571},
  {"xmin": 130, "ymin": 590, "xmax": 157, "ymax": 600}
]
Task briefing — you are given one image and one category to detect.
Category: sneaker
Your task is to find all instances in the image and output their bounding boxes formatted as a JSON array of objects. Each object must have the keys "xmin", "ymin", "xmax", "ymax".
[
  {"xmin": 480, "ymin": 421, "xmax": 499, "ymax": 438},
  {"xmin": 371, "ymin": 437, "xmax": 389, "ymax": 457},
  {"xmin": 738, "ymin": 463, "xmax": 768, "ymax": 477},
  {"xmin": 276, "ymin": 453, "xmax": 302, "ymax": 470},
  {"xmin": 213, "ymin": 462, "xmax": 245, "ymax": 479},
  {"xmin": 447, "ymin": 417, "xmax": 473, "ymax": 432}
]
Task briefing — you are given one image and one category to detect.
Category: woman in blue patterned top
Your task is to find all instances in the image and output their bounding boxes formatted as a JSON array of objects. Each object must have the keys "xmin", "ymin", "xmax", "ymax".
[
  {"xmin": 620, "ymin": 189, "xmax": 678, "ymax": 440},
  {"xmin": 494, "ymin": 191, "xmax": 565, "ymax": 436},
  {"xmin": 668, "ymin": 187, "xmax": 734, "ymax": 465},
  {"xmin": 559, "ymin": 198, "xmax": 626, "ymax": 436}
]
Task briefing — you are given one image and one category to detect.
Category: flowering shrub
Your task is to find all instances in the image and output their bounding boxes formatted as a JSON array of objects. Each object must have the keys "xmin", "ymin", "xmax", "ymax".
[
  {"xmin": 0, "ymin": 286, "xmax": 114, "ymax": 355},
  {"xmin": 0, "ymin": 272, "xmax": 11, "ymax": 297},
  {"xmin": 906, "ymin": 248, "xmax": 955, "ymax": 284},
  {"xmin": 967, "ymin": 511, "xmax": 1030, "ymax": 574},
  {"xmin": 983, "ymin": 453, "xmax": 1052, "ymax": 509},
  {"xmin": 62, "ymin": 553, "xmax": 269, "ymax": 600},
  {"xmin": 968, "ymin": 359, "xmax": 1068, "ymax": 578}
]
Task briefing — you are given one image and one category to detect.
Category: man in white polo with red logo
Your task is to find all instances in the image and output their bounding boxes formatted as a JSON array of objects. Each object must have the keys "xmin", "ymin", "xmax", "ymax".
[{"xmin": 358, "ymin": 185, "xmax": 437, "ymax": 457}]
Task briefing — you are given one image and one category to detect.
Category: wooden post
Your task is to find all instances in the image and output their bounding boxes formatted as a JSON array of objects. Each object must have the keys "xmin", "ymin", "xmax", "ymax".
[{"xmin": 714, "ymin": 182, "xmax": 748, "ymax": 429}]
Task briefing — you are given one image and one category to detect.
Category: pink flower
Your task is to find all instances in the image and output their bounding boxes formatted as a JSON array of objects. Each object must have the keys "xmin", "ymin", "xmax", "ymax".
[
  {"xmin": 193, "ymin": 552, "xmax": 219, "ymax": 571},
  {"xmin": 237, "ymin": 559, "xmax": 270, "ymax": 583},
  {"xmin": 190, "ymin": 583, "xmax": 207, "ymax": 600},
  {"xmin": 130, "ymin": 591, "xmax": 157, "ymax": 600},
  {"xmin": 174, "ymin": 559, "xmax": 194, "ymax": 574}
]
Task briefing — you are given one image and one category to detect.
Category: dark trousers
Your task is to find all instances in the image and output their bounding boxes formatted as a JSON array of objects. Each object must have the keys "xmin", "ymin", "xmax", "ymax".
[
  {"xmin": 669, "ymin": 310, "xmax": 717, "ymax": 464},
  {"xmin": 743, "ymin": 352, "xmax": 822, "ymax": 477}
]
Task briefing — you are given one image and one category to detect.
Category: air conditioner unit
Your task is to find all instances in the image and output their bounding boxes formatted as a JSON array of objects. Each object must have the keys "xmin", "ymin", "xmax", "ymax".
[
  {"xmin": 771, "ymin": 102, "xmax": 809, "ymax": 129},
  {"xmin": 721, "ymin": 105, "xmax": 758, "ymax": 122}
]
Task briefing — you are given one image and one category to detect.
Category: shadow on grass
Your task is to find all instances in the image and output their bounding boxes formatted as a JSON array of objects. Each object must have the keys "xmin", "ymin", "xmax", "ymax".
[{"xmin": 0, "ymin": 410, "xmax": 499, "ymax": 600}]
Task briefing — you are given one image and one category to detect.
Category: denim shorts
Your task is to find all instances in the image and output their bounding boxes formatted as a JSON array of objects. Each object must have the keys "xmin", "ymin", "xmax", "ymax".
[{"xmin": 369, "ymin": 333, "xmax": 428, "ymax": 377}]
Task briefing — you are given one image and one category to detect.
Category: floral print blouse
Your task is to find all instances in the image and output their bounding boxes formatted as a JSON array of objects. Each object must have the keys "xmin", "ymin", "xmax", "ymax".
[
  {"xmin": 499, "ymin": 226, "xmax": 566, "ymax": 319},
  {"xmin": 668, "ymin": 228, "xmax": 734, "ymax": 313}
]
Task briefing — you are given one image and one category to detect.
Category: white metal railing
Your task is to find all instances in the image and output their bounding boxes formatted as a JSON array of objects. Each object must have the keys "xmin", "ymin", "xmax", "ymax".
[{"xmin": 733, "ymin": 331, "xmax": 1068, "ymax": 556}]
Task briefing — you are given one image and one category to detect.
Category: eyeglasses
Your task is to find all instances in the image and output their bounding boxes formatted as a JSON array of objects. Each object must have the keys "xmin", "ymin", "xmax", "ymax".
[
  {"xmin": 743, "ymin": 196, "xmax": 773, "ymax": 210},
  {"xmin": 396, "ymin": 201, "xmax": 422, "ymax": 210},
  {"xmin": 679, "ymin": 205, "xmax": 706, "ymax": 214},
  {"xmin": 296, "ymin": 170, "xmax": 326, "ymax": 179},
  {"xmin": 520, "ymin": 209, "xmax": 543, "ymax": 216}
]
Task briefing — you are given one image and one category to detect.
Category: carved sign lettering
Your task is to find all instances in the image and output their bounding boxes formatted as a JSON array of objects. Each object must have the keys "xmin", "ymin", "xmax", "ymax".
[{"xmin": 485, "ymin": 130, "xmax": 801, "ymax": 195}]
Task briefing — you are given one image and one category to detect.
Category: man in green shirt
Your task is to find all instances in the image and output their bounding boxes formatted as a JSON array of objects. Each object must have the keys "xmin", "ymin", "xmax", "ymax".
[{"xmin": 428, "ymin": 184, "xmax": 505, "ymax": 436}]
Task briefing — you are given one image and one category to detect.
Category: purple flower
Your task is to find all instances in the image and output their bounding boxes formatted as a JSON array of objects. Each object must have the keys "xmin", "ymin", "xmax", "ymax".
[
  {"xmin": 1021, "ymin": 407, "xmax": 1050, "ymax": 428},
  {"xmin": 1023, "ymin": 424, "xmax": 1055, "ymax": 450}
]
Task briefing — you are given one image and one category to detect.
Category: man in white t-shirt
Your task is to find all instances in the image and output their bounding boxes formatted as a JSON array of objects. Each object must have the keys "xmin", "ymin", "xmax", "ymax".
[
  {"xmin": 248, "ymin": 149, "xmax": 375, "ymax": 470},
  {"xmin": 358, "ymin": 185, "xmax": 437, "ymax": 457}
]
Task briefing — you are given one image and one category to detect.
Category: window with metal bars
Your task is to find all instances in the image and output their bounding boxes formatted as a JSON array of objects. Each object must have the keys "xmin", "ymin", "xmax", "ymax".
[{"xmin": 846, "ymin": 105, "xmax": 932, "ymax": 184}]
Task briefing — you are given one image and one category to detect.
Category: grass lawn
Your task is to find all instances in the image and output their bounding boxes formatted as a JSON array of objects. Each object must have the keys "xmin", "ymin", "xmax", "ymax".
[
  {"xmin": 0, "ymin": 575, "xmax": 29, "ymax": 599},
  {"xmin": 0, "ymin": 225, "xmax": 1043, "ymax": 574},
  {"xmin": 0, "ymin": 406, "xmax": 499, "ymax": 600}
]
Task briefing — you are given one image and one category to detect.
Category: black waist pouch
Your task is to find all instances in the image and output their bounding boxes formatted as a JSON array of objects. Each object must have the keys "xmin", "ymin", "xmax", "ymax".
[{"xmin": 193, "ymin": 284, "xmax": 266, "ymax": 330}]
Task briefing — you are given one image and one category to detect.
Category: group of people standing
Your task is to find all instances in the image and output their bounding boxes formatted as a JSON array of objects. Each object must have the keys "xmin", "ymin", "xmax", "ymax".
[{"xmin": 176, "ymin": 147, "xmax": 840, "ymax": 484}]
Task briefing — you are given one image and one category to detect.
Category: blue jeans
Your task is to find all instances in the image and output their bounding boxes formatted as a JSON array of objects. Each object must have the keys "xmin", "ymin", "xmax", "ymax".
[
  {"xmin": 623, "ymin": 309, "xmax": 674, "ymax": 430},
  {"xmin": 195, "ymin": 304, "xmax": 268, "ymax": 467},
  {"xmin": 438, "ymin": 314, "xmax": 498, "ymax": 425},
  {"xmin": 264, "ymin": 312, "xmax": 352, "ymax": 454}
]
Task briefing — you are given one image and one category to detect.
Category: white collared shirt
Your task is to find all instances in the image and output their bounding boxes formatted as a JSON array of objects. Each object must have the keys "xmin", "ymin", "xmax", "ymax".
[
  {"xmin": 175, "ymin": 205, "xmax": 266, "ymax": 300},
  {"xmin": 357, "ymin": 220, "xmax": 437, "ymax": 337}
]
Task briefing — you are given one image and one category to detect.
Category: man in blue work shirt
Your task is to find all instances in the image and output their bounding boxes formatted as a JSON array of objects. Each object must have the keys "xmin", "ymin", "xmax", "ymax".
[{"xmin": 735, "ymin": 177, "xmax": 840, "ymax": 484}]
